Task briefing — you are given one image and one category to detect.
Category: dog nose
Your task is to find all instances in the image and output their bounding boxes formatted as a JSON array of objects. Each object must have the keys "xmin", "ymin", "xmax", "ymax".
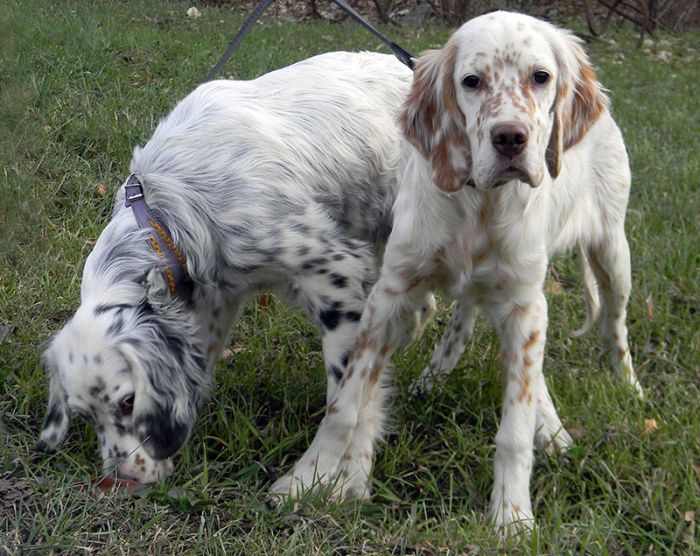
[{"xmin": 491, "ymin": 122, "xmax": 529, "ymax": 158}]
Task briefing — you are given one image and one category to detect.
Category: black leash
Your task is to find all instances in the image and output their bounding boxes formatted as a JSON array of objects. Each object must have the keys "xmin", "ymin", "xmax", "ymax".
[
  {"xmin": 203, "ymin": 0, "xmax": 416, "ymax": 83},
  {"xmin": 203, "ymin": 0, "xmax": 276, "ymax": 83},
  {"xmin": 327, "ymin": 0, "xmax": 415, "ymax": 70}
]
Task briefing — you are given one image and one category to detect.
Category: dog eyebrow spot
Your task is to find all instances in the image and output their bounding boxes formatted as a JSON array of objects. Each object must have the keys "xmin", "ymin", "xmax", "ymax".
[{"xmin": 94, "ymin": 303, "xmax": 135, "ymax": 315}]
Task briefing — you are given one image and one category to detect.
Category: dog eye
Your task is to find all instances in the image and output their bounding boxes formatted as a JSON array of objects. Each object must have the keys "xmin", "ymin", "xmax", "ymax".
[
  {"xmin": 462, "ymin": 75, "xmax": 481, "ymax": 89},
  {"xmin": 119, "ymin": 395, "xmax": 135, "ymax": 416},
  {"xmin": 532, "ymin": 71, "xmax": 550, "ymax": 85}
]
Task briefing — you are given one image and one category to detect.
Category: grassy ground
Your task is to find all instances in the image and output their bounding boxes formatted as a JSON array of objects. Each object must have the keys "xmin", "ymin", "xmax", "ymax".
[{"xmin": 1, "ymin": 1, "xmax": 698, "ymax": 553}]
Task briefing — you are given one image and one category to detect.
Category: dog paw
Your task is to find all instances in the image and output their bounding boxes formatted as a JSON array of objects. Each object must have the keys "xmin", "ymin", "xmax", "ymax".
[
  {"xmin": 535, "ymin": 425, "xmax": 573, "ymax": 455},
  {"xmin": 333, "ymin": 468, "xmax": 371, "ymax": 501},
  {"xmin": 490, "ymin": 501, "xmax": 535, "ymax": 537},
  {"xmin": 268, "ymin": 472, "xmax": 305, "ymax": 501}
]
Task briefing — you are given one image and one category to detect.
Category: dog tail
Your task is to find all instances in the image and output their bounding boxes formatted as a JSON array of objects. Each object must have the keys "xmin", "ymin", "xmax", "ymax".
[{"xmin": 570, "ymin": 243, "xmax": 601, "ymax": 338}]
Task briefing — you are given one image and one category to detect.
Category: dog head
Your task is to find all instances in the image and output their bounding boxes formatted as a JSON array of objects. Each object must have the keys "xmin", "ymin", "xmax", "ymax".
[
  {"xmin": 37, "ymin": 214, "xmax": 209, "ymax": 483},
  {"xmin": 401, "ymin": 11, "xmax": 608, "ymax": 191}
]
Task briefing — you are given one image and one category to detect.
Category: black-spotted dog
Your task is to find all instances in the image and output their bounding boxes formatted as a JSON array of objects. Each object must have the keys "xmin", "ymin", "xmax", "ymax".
[{"xmin": 38, "ymin": 52, "xmax": 477, "ymax": 487}]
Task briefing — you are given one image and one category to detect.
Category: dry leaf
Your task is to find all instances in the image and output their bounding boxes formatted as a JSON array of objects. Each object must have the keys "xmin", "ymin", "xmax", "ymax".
[
  {"xmin": 645, "ymin": 294, "xmax": 653, "ymax": 319},
  {"xmin": 258, "ymin": 294, "xmax": 270, "ymax": 308},
  {"xmin": 682, "ymin": 510, "xmax": 695, "ymax": 549},
  {"xmin": 97, "ymin": 184, "xmax": 107, "ymax": 197},
  {"xmin": 568, "ymin": 427, "xmax": 588, "ymax": 439},
  {"xmin": 545, "ymin": 279, "xmax": 563, "ymax": 295},
  {"xmin": 94, "ymin": 475, "xmax": 144, "ymax": 494},
  {"xmin": 643, "ymin": 418, "xmax": 659, "ymax": 434},
  {"xmin": 187, "ymin": 7, "xmax": 201, "ymax": 19}
]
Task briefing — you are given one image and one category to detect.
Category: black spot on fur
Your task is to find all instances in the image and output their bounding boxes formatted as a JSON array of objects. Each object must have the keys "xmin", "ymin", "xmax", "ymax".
[
  {"xmin": 136, "ymin": 407, "xmax": 191, "ymax": 460},
  {"xmin": 330, "ymin": 274, "xmax": 347, "ymax": 288},
  {"xmin": 94, "ymin": 355, "xmax": 102, "ymax": 365},
  {"xmin": 332, "ymin": 253, "xmax": 345, "ymax": 261},
  {"xmin": 344, "ymin": 311, "xmax": 362, "ymax": 322},
  {"xmin": 296, "ymin": 245, "xmax": 310, "ymax": 257},
  {"xmin": 319, "ymin": 308, "xmax": 341, "ymax": 331},
  {"xmin": 341, "ymin": 352, "xmax": 350, "ymax": 367},
  {"xmin": 329, "ymin": 365, "xmax": 344, "ymax": 382},
  {"xmin": 89, "ymin": 376, "xmax": 106, "ymax": 397},
  {"xmin": 302, "ymin": 257, "xmax": 328, "ymax": 270},
  {"xmin": 114, "ymin": 420, "xmax": 131, "ymax": 436},
  {"xmin": 44, "ymin": 403, "xmax": 64, "ymax": 427}
]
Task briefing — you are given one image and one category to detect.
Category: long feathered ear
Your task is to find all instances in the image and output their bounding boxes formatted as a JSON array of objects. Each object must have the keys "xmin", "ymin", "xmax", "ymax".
[
  {"xmin": 545, "ymin": 110, "xmax": 563, "ymax": 178},
  {"xmin": 546, "ymin": 30, "xmax": 608, "ymax": 177},
  {"xmin": 400, "ymin": 41, "xmax": 471, "ymax": 193},
  {"xmin": 36, "ymin": 339, "xmax": 71, "ymax": 451},
  {"xmin": 119, "ymin": 293, "xmax": 208, "ymax": 460}
]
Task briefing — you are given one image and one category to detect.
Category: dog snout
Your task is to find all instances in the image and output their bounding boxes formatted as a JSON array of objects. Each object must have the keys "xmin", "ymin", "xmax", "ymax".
[{"xmin": 491, "ymin": 122, "xmax": 529, "ymax": 158}]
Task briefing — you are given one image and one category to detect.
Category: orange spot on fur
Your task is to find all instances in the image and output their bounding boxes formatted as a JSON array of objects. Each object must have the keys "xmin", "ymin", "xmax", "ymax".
[
  {"xmin": 524, "ymin": 331, "xmax": 540, "ymax": 351},
  {"xmin": 517, "ymin": 373, "xmax": 532, "ymax": 403}
]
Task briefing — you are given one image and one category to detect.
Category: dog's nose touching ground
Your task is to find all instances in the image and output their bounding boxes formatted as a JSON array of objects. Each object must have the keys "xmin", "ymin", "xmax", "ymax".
[{"xmin": 491, "ymin": 121, "xmax": 529, "ymax": 158}]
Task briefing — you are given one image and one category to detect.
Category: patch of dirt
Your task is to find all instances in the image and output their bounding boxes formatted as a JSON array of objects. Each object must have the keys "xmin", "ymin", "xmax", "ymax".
[{"xmin": 0, "ymin": 479, "xmax": 33, "ymax": 512}]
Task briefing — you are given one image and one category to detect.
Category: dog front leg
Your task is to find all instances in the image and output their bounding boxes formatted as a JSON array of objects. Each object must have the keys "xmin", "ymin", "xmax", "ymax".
[
  {"xmin": 268, "ymin": 263, "xmax": 430, "ymax": 503},
  {"xmin": 487, "ymin": 290, "xmax": 548, "ymax": 534}
]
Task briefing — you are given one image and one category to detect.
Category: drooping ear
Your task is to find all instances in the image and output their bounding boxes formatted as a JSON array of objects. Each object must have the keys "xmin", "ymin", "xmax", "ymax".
[
  {"xmin": 400, "ymin": 41, "xmax": 471, "ymax": 193},
  {"xmin": 35, "ymin": 339, "xmax": 71, "ymax": 451},
  {"xmin": 545, "ymin": 109, "xmax": 563, "ymax": 178},
  {"xmin": 548, "ymin": 31, "xmax": 609, "ymax": 172},
  {"xmin": 118, "ymin": 303, "xmax": 208, "ymax": 460}
]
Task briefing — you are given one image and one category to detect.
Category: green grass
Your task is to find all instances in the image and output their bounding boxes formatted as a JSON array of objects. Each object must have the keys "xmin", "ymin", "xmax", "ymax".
[{"xmin": 1, "ymin": 1, "xmax": 698, "ymax": 553}]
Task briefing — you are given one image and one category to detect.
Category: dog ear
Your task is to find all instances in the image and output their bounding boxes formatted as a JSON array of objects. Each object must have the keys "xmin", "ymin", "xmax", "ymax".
[
  {"xmin": 545, "ymin": 109, "xmax": 563, "ymax": 178},
  {"xmin": 36, "ymin": 339, "xmax": 71, "ymax": 451},
  {"xmin": 547, "ymin": 31, "xmax": 608, "ymax": 177},
  {"xmin": 401, "ymin": 41, "xmax": 472, "ymax": 193},
  {"xmin": 118, "ymin": 302, "xmax": 208, "ymax": 460}
]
